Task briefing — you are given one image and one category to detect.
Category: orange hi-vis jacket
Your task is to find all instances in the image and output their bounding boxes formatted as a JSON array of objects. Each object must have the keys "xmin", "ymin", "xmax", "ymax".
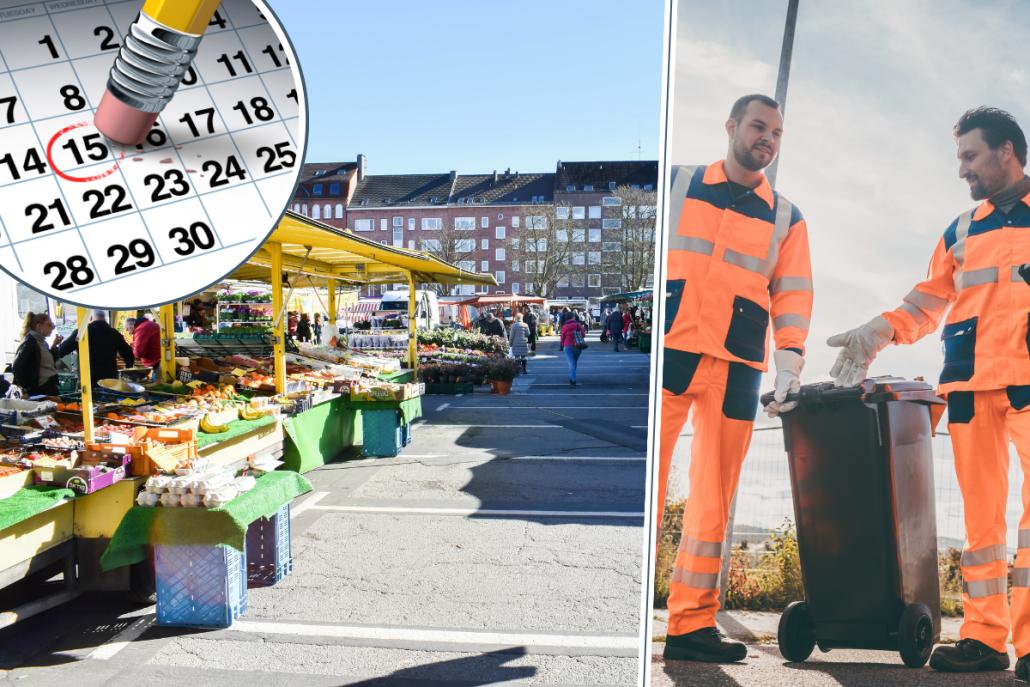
[
  {"xmin": 664, "ymin": 161, "xmax": 813, "ymax": 372},
  {"xmin": 881, "ymin": 194, "xmax": 1030, "ymax": 393}
]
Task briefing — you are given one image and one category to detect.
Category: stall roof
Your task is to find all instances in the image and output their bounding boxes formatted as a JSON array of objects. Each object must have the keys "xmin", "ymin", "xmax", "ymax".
[
  {"xmin": 231, "ymin": 212, "xmax": 497, "ymax": 287},
  {"xmin": 599, "ymin": 289, "xmax": 653, "ymax": 303},
  {"xmin": 456, "ymin": 295, "xmax": 546, "ymax": 306}
]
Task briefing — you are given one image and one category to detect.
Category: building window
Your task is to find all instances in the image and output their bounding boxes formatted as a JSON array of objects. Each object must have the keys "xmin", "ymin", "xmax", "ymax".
[
  {"xmin": 555, "ymin": 206, "xmax": 570, "ymax": 220},
  {"xmin": 335, "ymin": 203, "xmax": 344, "ymax": 218},
  {"xmin": 588, "ymin": 274, "xmax": 601, "ymax": 288},
  {"xmin": 495, "ymin": 248, "xmax": 505, "ymax": 261},
  {"xmin": 602, "ymin": 218, "xmax": 623, "ymax": 229},
  {"xmin": 572, "ymin": 229, "xmax": 586, "ymax": 242},
  {"xmin": 495, "ymin": 226, "xmax": 506, "ymax": 239},
  {"xmin": 408, "ymin": 240, "xmax": 415, "ymax": 249},
  {"xmin": 481, "ymin": 260, "xmax": 489, "ymax": 272},
  {"xmin": 393, "ymin": 227, "xmax": 403, "ymax": 246},
  {"xmin": 329, "ymin": 182, "xmax": 341, "ymax": 195},
  {"xmin": 646, "ymin": 273, "xmax": 654, "ymax": 288},
  {"xmin": 602, "ymin": 196, "xmax": 621, "ymax": 206},
  {"xmin": 608, "ymin": 181, "xmax": 616, "ymax": 191},
  {"xmin": 481, "ymin": 238, "xmax": 489, "ymax": 250},
  {"xmin": 421, "ymin": 239, "xmax": 442, "ymax": 252},
  {"xmin": 354, "ymin": 219, "xmax": 373, "ymax": 232},
  {"xmin": 458, "ymin": 260, "xmax": 476, "ymax": 271},
  {"xmin": 565, "ymin": 184, "xmax": 575, "ymax": 192},
  {"xmin": 481, "ymin": 216, "xmax": 489, "ymax": 228},
  {"xmin": 525, "ymin": 215, "xmax": 547, "ymax": 229},
  {"xmin": 422, "ymin": 218, "xmax": 442, "ymax": 230},
  {"xmin": 511, "ymin": 282, "xmax": 520, "ymax": 294},
  {"xmin": 510, "ymin": 237, "xmax": 520, "ymax": 249},
  {"xmin": 571, "ymin": 273, "xmax": 586, "ymax": 287},
  {"xmin": 312, "ymin": 205, "xmax": 321, "ymax": 219},
  {"xmin": 301, "ymin": 204, "xmax": 308, "ymax": 215},
  {"xmin": 588, "ymin": 229, "xmax": 602, "ymax": 242},
  {"xmin": 312, "ymin": 183, "xmax": 323, "ymax": 196},
  {"xmin": 644, "ymin": 184, "xmax": 654, "ymax": 191},
  {"xmin": 572, "ymin": 252, "xmax": 585, "ymax": 265},
  {"xmin": 455, "ymin": 217, "xmax": 475, "ymax": 230},
  {"xmin": 525, "ymin": 261, "xmax": 536, "ymax": 274},
  {"xmin": 557, "ymin": 276, "xmax": 570, "ymax": 288},
  {"xmin": 324, "ymin": 204, "xmax": 331, "ymax": 218},
  {"xmin": 572, "ymin": 206, "xmax": 586, "ymax": 220},
  {"xmin": 588, "ymin": 206, "xmax": 602, "ymax": 219},
  {"xmin": 630, "ymin": 184, "xmax": 641, "ymax": 190},
  {"xmin": 556, "ymin": 229, "xmax": 568, "ymax": 242},
  {"xmin": 512, "ymin": 259, "xmax": 519, "ymax": 272},
  {"xmin": 602, "ymin": 241, "xmax": 620, "ymax": 252},
  {"xmin": 454, "ymin": 239, "xmax": 475, "ymax": 252},
  {"xmin": 588, "ymin": 251, "xmax": 601, "ymax": 265},
  {"xmin": 512, "ymin": 216, "xmax": 520, "ymax": 228},
  {"xmin": 408, "ymin": 217, "xmax": 415, "ymax": 230},
  {"xmin": 393, "ymin": 216, "xmax": 403, "ymax": 227},
  {"xmin": 495, "ymin": 270, "xmax": 505, "ymax": 284}
]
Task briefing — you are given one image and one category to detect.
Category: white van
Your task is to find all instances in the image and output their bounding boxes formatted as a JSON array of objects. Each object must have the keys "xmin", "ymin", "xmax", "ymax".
[{"xmin": 377, "ymin": 290, "xmax": 440, "ymax": 329}]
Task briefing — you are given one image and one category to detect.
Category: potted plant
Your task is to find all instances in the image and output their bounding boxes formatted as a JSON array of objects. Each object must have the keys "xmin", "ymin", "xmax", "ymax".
[{"xmin": 486, "ymin": 358, "xmax": 520, "ymax": 395}]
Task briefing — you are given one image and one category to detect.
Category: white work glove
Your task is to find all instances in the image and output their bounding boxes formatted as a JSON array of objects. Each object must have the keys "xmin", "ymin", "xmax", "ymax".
[
  {"xmin": 826, "ymin": 316, "xmax": 894, "ymax": 388},
  {"xmin": 764, "ymin": 349, "xmax": 804, "ymax": 417}
]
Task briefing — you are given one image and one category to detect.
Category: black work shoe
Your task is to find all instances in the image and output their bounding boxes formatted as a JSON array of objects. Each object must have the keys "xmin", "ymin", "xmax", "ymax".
[
  {"xmin": 1016, "ymin": 653, "xmax": 1030, "ymax": 681},
  {"xmin": 929, "ymin": 639, "xmax": 1009, "ymax": 672},
  {"xmin": 663, "ymin": 627, "xmax": 747, "ymax": 663}
]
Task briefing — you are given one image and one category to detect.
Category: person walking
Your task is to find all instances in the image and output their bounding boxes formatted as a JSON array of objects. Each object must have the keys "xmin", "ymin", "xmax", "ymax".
[
  {"xmin": 132, "ymin": 313, "xmax": 161, "ymax": 374},
  {"xmin": 659, "ymin": 94, "xmax": 812, "ymax": 664},
  {"xmin": 295, "ymin": 313, "xmax": 312, "ymax": 343},
  {"xmin": 524, "ymin": 307, "xmax": 538, "ymax": 355},
  {"xmin": 622, "ymin": 305, "xmax": 632, "ymax": 347},
  {"xmin": 59, "ymin": 311, "xmax": 136, "ymax": 382},
  {"xmin": 558, "ymin": 306, "xmax": 572, "ymax": 327},
  {"xmin": 11, "ymin": 312, "xmax": 75, "ymax": 396},
  {"xmin": 508, "ymin": 313, "xmax": 531, "ymax": 374},
  {"xmin": 606, "ymin": 306, "xmax": 626, "ymax": 352},
  {"xmin": 828, "ymin": 107, "xmax": 1030, "ymax": 676},
  {"xmin": 560, "ymin": 315, "xmax": 587, "ymax": 386},
  {"xmin": 313, "ymin": 313, "xmax": 323, "ymax": 342}
]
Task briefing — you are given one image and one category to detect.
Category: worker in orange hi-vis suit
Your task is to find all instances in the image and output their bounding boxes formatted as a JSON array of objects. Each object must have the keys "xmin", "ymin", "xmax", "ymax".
[
  {"xmin": 829, "ymin": 107, "xmax": 1030, "ymax": 676},
  {"xmin": 658, "ymin": 94, "xmax": 813, "ymax": 663}
]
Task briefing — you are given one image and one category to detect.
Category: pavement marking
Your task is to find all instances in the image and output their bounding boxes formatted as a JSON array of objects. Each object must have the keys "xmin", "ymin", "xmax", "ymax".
[
  {"xmin": 420, "ymin": 423, "xmax": 562, "ymax": 428},
  {"xmin": 88, "ymin": 614, "xmax": 155, "ymax": 660},
  {"xmin": 429, "ymin": 406, "xmax": 649, "ymax": 410},
  {"xmin": 290, "ymin": 491, "xmax": 329, "ymax": 518},
  {"xmin": 228, "ymin": 619, "xmax": 640, "ymax": 650},
  {"xmin": 514, "ymin": 393, "xmax": 648, "ymax": 396},
  {"xmin": 508, "ymin": 455, "xmax": 646, "ymax": 462},
  {"xmin": 391, "ymin": 453, "xmax": 646, "ymax": 462},
  {"xmin": 311, "ymin": 505, "xmax": 645, "ymax": 518},
  {"xmin": 435, "ymin": 402, "xmax": 450, "ymax": 411}
]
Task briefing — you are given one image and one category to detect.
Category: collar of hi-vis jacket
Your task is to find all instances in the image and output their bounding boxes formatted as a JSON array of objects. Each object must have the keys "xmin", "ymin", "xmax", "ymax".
[
  {"xmin": 970, "ymin": 190, "xmax": 1030, "ymax": 221},
  {"xmin": 702, "ymin": 160, "xmax": 776, "ymax": 210}
]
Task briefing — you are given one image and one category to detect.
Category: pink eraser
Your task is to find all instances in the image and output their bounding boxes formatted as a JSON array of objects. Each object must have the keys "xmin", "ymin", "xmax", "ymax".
[{"xmin": 94, "ymin": 90, "xmax": 159, "ymax": 146}]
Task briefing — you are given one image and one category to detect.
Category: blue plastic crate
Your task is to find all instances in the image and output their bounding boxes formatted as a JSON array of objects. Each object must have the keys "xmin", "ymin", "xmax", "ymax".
[
  {"xmin": 362, "ymin": 408, "xmax": 402, "ymax": 457},
  {"xmin": 155, "ymin": 544, "xmax": 247, "ymax": 628},
  {"xmin": 400, "ymin": 421, "xmax": 413, "ymax": 446},
  {"xmin": 246, "ymin": 504, "xmax": 293, "ymax": 588}
]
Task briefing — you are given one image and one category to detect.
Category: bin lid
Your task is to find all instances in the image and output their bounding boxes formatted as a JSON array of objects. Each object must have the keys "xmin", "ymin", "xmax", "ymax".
[{"xmin": 762, "ymin": 376, "xmax": 945, "ymax": 407}]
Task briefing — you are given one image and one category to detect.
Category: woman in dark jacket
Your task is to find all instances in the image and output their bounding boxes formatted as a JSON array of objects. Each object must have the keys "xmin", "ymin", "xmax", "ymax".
[
  {"xmin": 296, "ymin": 314, "xmax": 312, "ymax": 343},
  {"xmin": 12, "ymin": 312, "xmax": 75, "ymax": 396}
]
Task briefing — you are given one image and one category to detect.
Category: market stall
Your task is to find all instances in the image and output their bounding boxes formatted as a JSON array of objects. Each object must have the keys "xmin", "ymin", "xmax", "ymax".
[{"xmin": 600, "ymin": 289, "xmax": 654, "ymax": 351}]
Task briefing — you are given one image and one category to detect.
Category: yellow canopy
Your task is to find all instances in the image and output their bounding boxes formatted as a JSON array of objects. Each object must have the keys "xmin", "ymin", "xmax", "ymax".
[{"xmin": 231, "ymin": 211, "xmax": 497, "ymax": 287}]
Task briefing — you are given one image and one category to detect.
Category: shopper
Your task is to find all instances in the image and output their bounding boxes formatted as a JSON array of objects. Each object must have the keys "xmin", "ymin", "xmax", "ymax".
[
  {"xmin": 828, "ymin": 107, "xmax": 1030, "ymax": 676},
  {"xmin": 560, "ymin": 315, "xmax": 586, "ymax": 385},
  {"xmin": 62, "ymin": 311, "xmax": 135, "ymax": 382},
  {"xmin": 481, "ymin": 311, "xmax": 506, "ymax": 338},
  {"xmin": 132, "ymin": 314, "xmax": 161, "ymax": 371},
  {"xmin": 509, "ymin": 314, "xmax": 530, "ymax": 373},
  {"xmin": 11, "ymin": 312, "xmax": 74, "ymax": 396},
  {"xmin": 313, "ymin": 313, "xmax": 323, "ymax": 342},
  {"xmin": 659, "ymin": 94, "xmax": 812, "ymax": 664},
  {"xmin": 524, "ymin": 307, "xmax": 538, "ymax": 355},
  {"xmin": 622, "ymin": 305, "xmax": 632, "ymax": 346},
  {"xmin": 606, "ymin": 306, "xmax": 626, "ymax": 352},
  {"xmin": 296, "ymin": 313, "xmax": 312, "ymax": 343},
  {"xmin": 558, "ymin": 306, "xmax": 572, "ymax": 327}
]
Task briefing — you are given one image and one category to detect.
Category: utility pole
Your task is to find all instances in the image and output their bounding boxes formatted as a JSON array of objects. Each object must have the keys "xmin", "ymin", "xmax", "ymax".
[{"xmin": 718, "ymin": 0, "xmax": 800, "ymax": 610}]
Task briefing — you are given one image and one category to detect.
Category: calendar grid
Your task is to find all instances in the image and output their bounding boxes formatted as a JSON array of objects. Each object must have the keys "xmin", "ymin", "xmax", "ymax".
[
  {"xmin": 0, "ymin": 0, "xmax": 304, "ymax": 308},
  {"xmin": 44, "ymin": 2, "xmax": 168, "ymax": 272}
]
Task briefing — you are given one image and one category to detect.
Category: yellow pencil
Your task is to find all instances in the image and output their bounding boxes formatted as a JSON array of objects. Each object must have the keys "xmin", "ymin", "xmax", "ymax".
[{"xmin": 94, "ymin": 0, "xmax": 222, "ymax": 146}]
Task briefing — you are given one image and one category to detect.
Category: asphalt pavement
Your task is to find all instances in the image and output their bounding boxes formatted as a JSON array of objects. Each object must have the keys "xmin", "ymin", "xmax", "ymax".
[{"xmin": 0, "ymin": 331, "xmax": 653, "ymax": 686}]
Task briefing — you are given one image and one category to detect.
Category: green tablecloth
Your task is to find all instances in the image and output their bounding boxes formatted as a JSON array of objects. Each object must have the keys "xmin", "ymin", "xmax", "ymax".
[
  {"xmin": 99, "ymin": 471, "xmax": 311, "ymax": 571},
  {"xmin": 377, "ymin": 368, "xmax": 415, "ymax": 383},
  {"xmin": 0, "ymin": 486, "xmax": 76, "ymax": 531},
  {"xmin": 282, "ymin": 396, "xmax": 359, "ymax": 473},
  {"xmin": 344, "ymin": 396, "xmax": 423, "ymax": 425},
  {"xmin": 197, "ymin": 414, "xmax": 277, "ymax": 450}
]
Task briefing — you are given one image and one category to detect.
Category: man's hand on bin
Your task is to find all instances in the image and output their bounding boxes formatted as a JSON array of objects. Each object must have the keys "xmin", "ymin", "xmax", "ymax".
[
  {"xmin": 764, "ymin": 349, "xmax": 804, "ymax": 417},
  {"xmin": 827, "ymin": 316, "xmax": 894, "ymax": 387}
]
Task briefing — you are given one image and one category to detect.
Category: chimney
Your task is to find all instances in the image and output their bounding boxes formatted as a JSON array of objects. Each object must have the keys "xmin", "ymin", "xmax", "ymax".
[
  {"xmin": 450, "ymin": 170, "xmax": 457, "ymax": 181},
  {"xmin": 357, "ymin": 154, "xmax": 367, "ymax": 181},
  {"xmin": 505, "ymin": 167, "xmax": 511, "ymax": 177},
  {"xmin": 493, "ymin": 170, "xmax": 498, "ymax": 184}
]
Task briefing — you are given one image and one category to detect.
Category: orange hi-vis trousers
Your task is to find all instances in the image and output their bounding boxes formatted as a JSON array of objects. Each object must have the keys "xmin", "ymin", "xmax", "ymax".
[
  {"xmin": 948, "ymin": 386, "xmax": 1030, "ymax": 655},
  {"xmin": 658, "ymin": 350, "xmax": 762, "ymax": 636}
]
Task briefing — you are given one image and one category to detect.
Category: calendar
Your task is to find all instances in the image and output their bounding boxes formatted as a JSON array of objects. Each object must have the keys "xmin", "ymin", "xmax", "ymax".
[{"xmin": 0, "ymin": 0, "xmax": 306, "ymax": 308}]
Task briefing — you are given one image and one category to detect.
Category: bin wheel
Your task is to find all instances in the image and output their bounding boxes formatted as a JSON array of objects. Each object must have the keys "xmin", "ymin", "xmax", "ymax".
[
  {"xmin": 778, "ymin": 600, "xmax": 816, "ymax": 662},
  {"xmin": 898, "ymin": 602, "xmax": 933, "ymax": 668}
]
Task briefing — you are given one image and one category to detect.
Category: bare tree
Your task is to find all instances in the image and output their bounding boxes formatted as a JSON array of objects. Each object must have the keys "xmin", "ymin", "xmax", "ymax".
[
  {"xmin": 602, "ymin": 186, "xmax": 658, "ymax": 293},
  {"xmin": 416, "ymin": 220, "xmax": 480, "ymax": 295},
  {"xmin": 507, "ymin": 203, "xmax": 589, "ymax": 298}
]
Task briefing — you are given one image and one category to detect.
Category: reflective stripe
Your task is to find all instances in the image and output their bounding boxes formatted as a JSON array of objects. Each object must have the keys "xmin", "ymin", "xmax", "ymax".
[
  {"xmin": 963, "ymin": 576, "xmax": 1007, "ymax": 598},
  {"xmin": 671, "ymin": 568, "xmax": 719, "ymax": 589},
  {"xmin": 1014, "ymin": 568, "xmax": 1030, "ymax": 588},
  {"xmin": 666, "ymin": 165, "xmax": 701, "ymax": 245},
  {"xmin": 1020, "ymin": 529, "xmax": 1030, "ymax": 549},
  {"xmin": 769, "ymin": 276, "xmax": 813, "ymax": 294},
  {"xmin": 774, "ymin": 313, "xmax": 810, "ymax": 331},
  {"xmin": 1014, "ymin": 265, "xmax": 1027, "ymax": 282},
  {"xmin": 668, "ymin": 235, "xmax": 715, "ymax": 255},
  {"xmin": 899, "ymin": 302, "xmax": 930, "ymax": 326},
  {"xmin": 904, "ymin": 288, "xmax": 948, "ymax": 311},
  {"xmin": 680, "ymin": 535, "xmax": 722, "ymax": 558},
  {"xmin": 952, "ymin": 210, "xmax": 973, "ymax": 267},
  {"xmin": 961, "ymin": 543, "xmax": 1006, "ymax": 567},
  {"xmin": 957, "ymin": 266, "xmax": 998, "ymax": 290},
  {"xmin": 723, "ymin": 249, "xmax": 768, "ymax": 274}
]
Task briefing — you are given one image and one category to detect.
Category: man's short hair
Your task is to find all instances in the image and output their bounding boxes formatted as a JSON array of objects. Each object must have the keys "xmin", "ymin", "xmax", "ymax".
[
  {"xmin": 729, "ymin": 94, "xmax": 780, "ymax": 123},
  {"xmin": 954, "ymin": 107, "xmax": 1028, "ymax": 167}
]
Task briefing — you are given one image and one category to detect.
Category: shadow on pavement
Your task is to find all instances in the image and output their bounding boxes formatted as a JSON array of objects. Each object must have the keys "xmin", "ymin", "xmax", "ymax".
[
  {"xmin": 658, "ymin": 660, "xmax": 744, "ymax": 686},
  {"xmin": 337, "ymin": 646, "xmax": 536, "ymax": 686}
]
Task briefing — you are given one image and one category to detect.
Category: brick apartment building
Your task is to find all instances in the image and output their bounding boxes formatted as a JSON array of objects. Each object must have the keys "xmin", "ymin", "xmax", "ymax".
[{"xmin": 287, "ymin": 157, "xmax": 657, "ymax": 300}]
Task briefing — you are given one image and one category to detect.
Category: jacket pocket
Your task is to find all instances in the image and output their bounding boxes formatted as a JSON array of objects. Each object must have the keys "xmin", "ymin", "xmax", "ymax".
[
  {"xmin": 1026, "ymin": 313, "xmax": 1030, "ymax": 358},
  {"xmin": 724, "ymin": 296, "xmax": 769, "ymax": 363},
  {"xmin": 664, "ymin": 279, "xmax": 685, "ymax": 335},
  {"xmin": 939, "ymin": 316, "xmax": 977, "ymax": 384}
]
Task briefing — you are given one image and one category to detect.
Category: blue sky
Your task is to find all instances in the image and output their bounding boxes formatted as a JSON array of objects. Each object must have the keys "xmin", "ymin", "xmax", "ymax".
[{"xmin": 266, "ymin": 1, "xmax": 665, "ymax": 175}]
